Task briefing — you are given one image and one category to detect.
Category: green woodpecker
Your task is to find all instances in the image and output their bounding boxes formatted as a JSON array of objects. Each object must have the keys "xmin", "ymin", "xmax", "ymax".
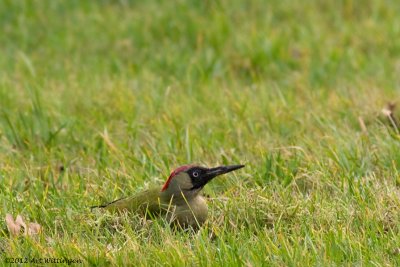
[{"xmin": 92, "ymin": 164, "xmax": 244, "ymax": 228}]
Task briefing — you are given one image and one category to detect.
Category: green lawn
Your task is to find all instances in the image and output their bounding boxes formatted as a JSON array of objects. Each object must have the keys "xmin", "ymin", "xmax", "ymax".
[{"xmin": 1, "ymin": 0, "xmax": 400, "ymax": 265}]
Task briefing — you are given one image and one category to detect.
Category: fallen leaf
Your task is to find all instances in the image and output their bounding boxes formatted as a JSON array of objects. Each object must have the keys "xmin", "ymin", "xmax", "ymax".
[
  {"xmin": 382, "ymin": 102, "xmax": 399, "ymax": 132},
  {"xmin": 15, "ymin": 215, "xmax": 27, "ymax": 230},
  {"xmin": 27, "ymin": 222, "xmax": 42, "ymax": 235},
  {"xmin": 4, "ymin": 214, "xmax": 42, "ymax": 237},
  {"xmin": 5, "ymin": 214, "xmax": 21, "ymax": 236}
]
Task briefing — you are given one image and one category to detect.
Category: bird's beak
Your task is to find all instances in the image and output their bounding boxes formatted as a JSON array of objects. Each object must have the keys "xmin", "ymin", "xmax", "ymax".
[
  {"xmin": 190, "ymin": 164, "xmax": 245, "ymax": 190},
  {"xmin": 205, "ymin": 165, "xmax": 245, "ymax": 179}
]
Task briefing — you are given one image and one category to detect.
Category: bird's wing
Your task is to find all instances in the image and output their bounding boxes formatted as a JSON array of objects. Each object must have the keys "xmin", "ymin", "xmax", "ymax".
[{"xmin": 91, "ymin": 189, "xmax": 166, "ymax": 215}]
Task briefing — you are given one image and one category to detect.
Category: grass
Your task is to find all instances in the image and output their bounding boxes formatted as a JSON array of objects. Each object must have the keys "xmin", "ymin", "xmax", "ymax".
[{"xmin": 1, "ymin": 0, "xmax": 400, "ymax": 265}]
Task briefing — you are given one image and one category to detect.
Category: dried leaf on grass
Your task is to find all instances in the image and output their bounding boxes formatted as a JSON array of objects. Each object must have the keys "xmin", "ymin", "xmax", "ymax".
[
  {"xmin": 5, "ymin": 214, "xmax": 22, "ymax": 236},
  {"xmin": 5, "ymin": 213, "xmax": 42, "ymax": 237},
  {"xmin": 28, "ymin": 222, "xmax": 42, "ymax": 235},
  {"xmin": 382, "ymin": 102, "xmax": 399, "ymax": 132}
]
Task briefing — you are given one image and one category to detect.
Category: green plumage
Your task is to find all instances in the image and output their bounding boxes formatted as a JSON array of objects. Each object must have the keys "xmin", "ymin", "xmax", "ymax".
[
  {"xmin": 94, "ymin": 186, "xmax": 208, "ymax": 229},
  {"xmin": 100, "ymin": 188, "xmax": 166, "ymax": 215},
  {"xmin": 93, "ymin": 164, "xmax": 244, "ymax": 229}
]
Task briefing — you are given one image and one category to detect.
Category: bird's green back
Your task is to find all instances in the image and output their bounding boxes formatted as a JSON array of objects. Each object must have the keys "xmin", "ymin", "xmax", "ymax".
[{"xmin": 103, "ymin": 188, "xmax": 165, "ymax": 215}]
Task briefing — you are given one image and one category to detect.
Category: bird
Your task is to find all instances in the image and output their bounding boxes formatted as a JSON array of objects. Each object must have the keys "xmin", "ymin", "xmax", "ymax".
[{"xmin": 91, "ymin": 164, "xmax": 245, "ymax": 229}]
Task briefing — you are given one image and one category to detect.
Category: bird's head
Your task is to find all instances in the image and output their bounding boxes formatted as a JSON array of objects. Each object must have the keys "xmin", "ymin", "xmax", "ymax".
[{"xmin": 160, "ymin": 164, "xmax": 245, "ymax": 199}]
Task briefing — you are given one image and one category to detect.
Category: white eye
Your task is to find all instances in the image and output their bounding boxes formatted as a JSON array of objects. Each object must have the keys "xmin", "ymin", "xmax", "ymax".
[{"xmin": 193, "ymin": 171, "xmax": 199, "ymax": 177}]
